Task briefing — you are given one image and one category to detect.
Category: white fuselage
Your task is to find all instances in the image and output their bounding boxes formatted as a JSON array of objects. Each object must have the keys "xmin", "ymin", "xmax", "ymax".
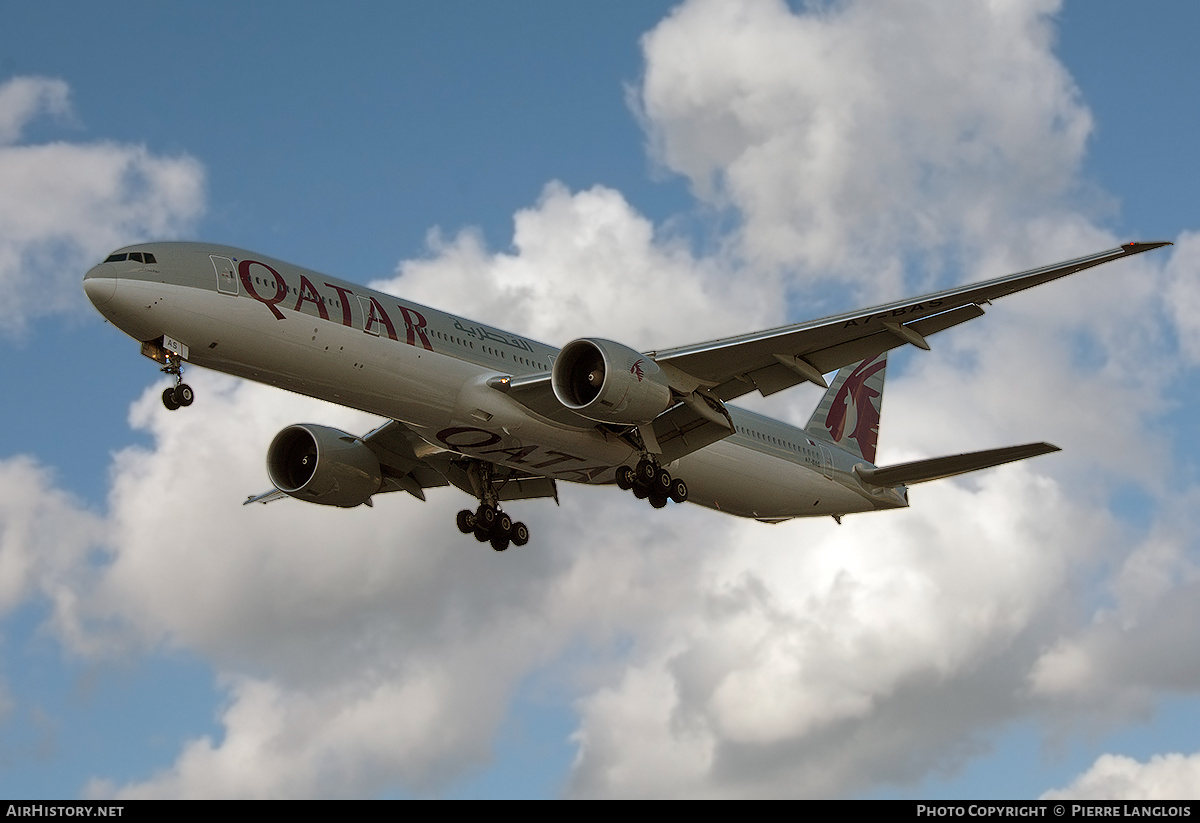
[{"xmin": 83, "ymin": 242, "xmax": 906, "ymax": 520}]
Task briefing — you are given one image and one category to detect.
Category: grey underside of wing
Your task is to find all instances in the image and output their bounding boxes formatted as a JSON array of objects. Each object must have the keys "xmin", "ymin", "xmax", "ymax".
[
  {"xmin": 856, "ymin": 442, "xmax": 1061, "ymax": 487},
  {"xmin": 366, "ymin": 420, "xmax": 558, "ymax": 502},
  {"xmin": 358, "ymin": 420, "xmax": 450, "ymax": 500},
  {"xmin": 651, "ymin": 242, "xmax": 1168, "ymax": 402}
]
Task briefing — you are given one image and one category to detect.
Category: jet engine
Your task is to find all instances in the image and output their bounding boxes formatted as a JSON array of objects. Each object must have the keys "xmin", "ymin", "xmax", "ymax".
[
  {"xmin": 266, "ymin": 424, "xmax": 382, "ymax": 507},
  {"xmin": 551, "ymin": 338, "xmax": 673, "ymax": 425}
]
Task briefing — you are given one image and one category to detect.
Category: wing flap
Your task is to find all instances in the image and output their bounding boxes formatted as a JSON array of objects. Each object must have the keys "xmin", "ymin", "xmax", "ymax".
[
  {"xmin": 804, "ymin": 303, "xmax": 987, "ymax": 376},
  {"xmin": 855, "ymin": 442, "xmax": 1060, "ymax": 487},
  {"xmin": 361, "ymin": 420, "xmax": 450, "ymax": 496},
  {"xmin": 648, "ymin": 401, "xmax": 735, "ymax": 464},
  {"xmin": 437, "ymin": 460, "xmax": 560, "ymax": 502}
]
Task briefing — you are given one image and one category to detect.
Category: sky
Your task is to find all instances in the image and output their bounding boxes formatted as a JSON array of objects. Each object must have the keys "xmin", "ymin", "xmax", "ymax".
[{"xmin": 1, "ymin": 0, "xmax": 1198, "ymax": 800}]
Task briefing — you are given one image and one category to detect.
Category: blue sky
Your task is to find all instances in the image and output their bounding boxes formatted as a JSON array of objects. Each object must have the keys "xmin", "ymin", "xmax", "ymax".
[{"xmin": 1, "ymin": 0, "xmax": 1199, "ymax": 799}]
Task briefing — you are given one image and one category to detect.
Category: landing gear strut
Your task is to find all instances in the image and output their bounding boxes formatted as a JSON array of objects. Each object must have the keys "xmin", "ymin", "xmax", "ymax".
[
  {"xmin": 159, "ymin": 352, "xmax": 194, "ymax": 411},
  {"xmin": 616, "ymin": 457, "xmax": 688, "ymax": 509},
  {"xmin": 455, "ymin": 461, "xmax": 529, "ymax": 551}
]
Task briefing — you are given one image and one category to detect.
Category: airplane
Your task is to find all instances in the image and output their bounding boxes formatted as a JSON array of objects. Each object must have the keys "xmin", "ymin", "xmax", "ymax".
[{"xmin": 83, "ymin": 240, "xmax": 1169, "ymax": 550}]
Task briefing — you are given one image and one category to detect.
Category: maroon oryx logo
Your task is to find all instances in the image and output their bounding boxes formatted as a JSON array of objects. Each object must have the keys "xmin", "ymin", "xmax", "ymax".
[
  {"xmin": 824, "ymin": 355, "xmax": 885, "ymax": 463},
  {"xmin": 631, "ymin": 359, "xmax": 645, "ymax": 382}
]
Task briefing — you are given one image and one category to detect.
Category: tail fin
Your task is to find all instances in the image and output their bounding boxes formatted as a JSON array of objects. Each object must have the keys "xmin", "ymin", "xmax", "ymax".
[{"xmin": 804, "ymin": 352, "xmax": 887, "ymax": 463}]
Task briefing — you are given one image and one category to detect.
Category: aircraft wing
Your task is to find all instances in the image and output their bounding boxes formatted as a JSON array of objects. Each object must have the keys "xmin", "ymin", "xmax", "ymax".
[
  {"xmin": 650, "ymin": 242, "xmax": 1169, "ymax": 402},
  {"xmin": 496, "ymin": 242, "xmax": 1167, "ymax": 461}
]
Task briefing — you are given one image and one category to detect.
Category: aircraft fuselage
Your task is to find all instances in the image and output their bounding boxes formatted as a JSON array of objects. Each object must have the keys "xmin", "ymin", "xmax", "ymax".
[{"xmin": 84, "ymin": 242, "xmax": 905, "ymax": 521}]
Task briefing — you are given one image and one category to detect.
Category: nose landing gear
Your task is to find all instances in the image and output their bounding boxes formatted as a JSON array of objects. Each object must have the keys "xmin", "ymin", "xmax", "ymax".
[{"xmin": 159, "ymin": 351, "xmax": 194, "ymax": 411}]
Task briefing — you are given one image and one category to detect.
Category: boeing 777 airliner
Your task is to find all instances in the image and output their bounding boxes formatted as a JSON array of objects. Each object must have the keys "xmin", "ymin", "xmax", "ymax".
[{"xmin": 84, "ymin": 241, "xmax": 1168, "ymax": 550}]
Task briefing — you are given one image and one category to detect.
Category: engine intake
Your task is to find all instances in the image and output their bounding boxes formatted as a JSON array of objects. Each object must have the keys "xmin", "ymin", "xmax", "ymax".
[
  {"xmin": 266, "ymin": 424, "xmax": 382, "ymax": 508},
  {"xmin": 552, "ymin": 338, "xmax": 673, "ymax": 425}
]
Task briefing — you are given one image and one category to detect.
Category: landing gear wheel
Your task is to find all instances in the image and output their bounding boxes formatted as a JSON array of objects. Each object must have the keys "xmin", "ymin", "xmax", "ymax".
[
  {"xmin": 162, "ymin": 387, "xmax": 181, "ymax": 411},
  {"xmin": 632, "ymin": 483, "xmax": 649, "ymax": 500},
  {"xmin": 669, "ymin": 478, "xmax": 689, "ymax": 504},
  {"xmin": 175, "ymin": 383, "xmax": 194, "ymax": 407},
  {"xmin": 654, "ymin": 467, "xmax": 672, "ymax": 494},
  {"xmin": 649, "ymin": 491, "xmax": 668, "ymax": 509},
  {"xmin": 476, "ymin": 504, "xmax": 497, "ymax": 531},
  {"xmin": 615, "ymin": 465, "xmax": 635, "ymax": 490},
  {"xmin": 636, "ymin": 459, "xmax": 657, "ymax": 485},
  {"xmin": 456, "ymin": 510, "xmax": 475, "ymax": 534},
  {"xmin": 490, "ymin": 532, "xmax": 510, "ymax": 552},
  {"xmin": 495, "ymin": 512, "xmax": 513, "ymax": 537},
  {"xmin": 474, "ymin": 525, "xmax": 491, "ymax": 542},
  {"xmin": 511, "ymin": 522, "xmax": 529, "ymax": 547}
]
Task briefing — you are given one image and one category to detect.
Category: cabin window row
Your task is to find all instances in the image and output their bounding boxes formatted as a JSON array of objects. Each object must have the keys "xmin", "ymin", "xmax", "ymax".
[{"xmin": 735, "ymin": 425, "xmax": 819, "ymax": 457}]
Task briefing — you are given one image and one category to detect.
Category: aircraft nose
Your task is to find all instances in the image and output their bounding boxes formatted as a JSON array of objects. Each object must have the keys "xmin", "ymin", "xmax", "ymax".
[{"xmin": 83, "ymin": 264, "xmax": 116, "ymax": 305}]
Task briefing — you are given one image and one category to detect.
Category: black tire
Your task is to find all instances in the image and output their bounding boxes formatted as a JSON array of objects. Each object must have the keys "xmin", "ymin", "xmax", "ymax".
[
  {"xmin": 474, "ymin": 525, "xmax": 491, "ymax": 542},
  {"xmin": 175, "ymin": 383, "xmax": 194, "ymax": 406},
  {"xmin": 615, "ymin": 465, "xmax": 634, "ymax": 490},
  {"xmin": 655, "ymin": 467, "xmax": 672, "ymax": 493},
  {"xmin": 162, "ymin": 387, "xmax": 180, "ymax": 411},
  {"xmin": 632, "ymin": 484, "xmax": 649, "ymax": 499},
  {"xmin": 456, "ymin": 510, "xmax": 475, "ymax": 534},
  {"xmin": 476, "ymin": 504, "xmax": 497, "ymax": 529},
  {"xmin": 649, "ymin": 491, "xmax": 668, "ymax": 509},
  {"xmin": 490, "ymin": 532, "xmax": 510, "ymax": 552},
  {"xmin": 511, "ymin": 522, "xmax": 529, "ymax": 546},
  {"xmin": 669, "ymin": 478, "xmax": 689, "ymax": 504},
  {"xmin": 636, "ymin": 459, "xmax": 657, "ymax": 484},
  {"xmin": 495, "ymin": 512, "xmax": 513, "ymax": 537}
]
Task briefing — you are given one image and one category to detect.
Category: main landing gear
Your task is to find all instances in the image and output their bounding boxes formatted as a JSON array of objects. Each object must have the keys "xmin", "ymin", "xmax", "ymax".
[
  {"xmin": 456, "ymin": 504, "xmax": 530, "ymax": 553},
  {"xmin": 615, "ymin": 458, "xmax": 688, "ymax": 510},
  {"xmin": 159, "ymin": 352, "xmax": 194, "ymax": 411},
  {"xmin": 456, "ymin": 460, "xmax": 529, "ymax": 552}
]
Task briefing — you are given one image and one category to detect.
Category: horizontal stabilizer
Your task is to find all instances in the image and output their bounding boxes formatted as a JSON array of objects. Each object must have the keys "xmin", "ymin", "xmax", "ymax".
[
  {"xmin": 855, "ymin": 442, "xmax": 1060, "ymax": 487},
  {"xmin": 245, "ymin": 488, "xmax": 289, "ymax": 505}
]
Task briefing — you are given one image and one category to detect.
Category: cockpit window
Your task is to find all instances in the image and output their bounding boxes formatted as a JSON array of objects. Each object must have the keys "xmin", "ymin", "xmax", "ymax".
[{"xmin": 103, "ymin": 251, "xmax": 156, "ymax": 264}]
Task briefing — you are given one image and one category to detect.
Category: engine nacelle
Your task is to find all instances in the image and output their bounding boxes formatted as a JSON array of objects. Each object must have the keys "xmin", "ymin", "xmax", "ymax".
[
  {"xmin": 266, "ymin": 424, "xmax": 382, "ymax": 508},
  {"xmin": 551, "ymin": 338, "xmax": 673, "ymax": 425}
]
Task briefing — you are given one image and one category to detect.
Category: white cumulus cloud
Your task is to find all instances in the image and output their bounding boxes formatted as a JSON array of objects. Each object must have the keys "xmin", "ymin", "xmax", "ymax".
[
  {"xmin": 636, "ymin": 0, "xmax": 1092, "ymax": 287},
  {"xmin": 1043, "ymin": 752, "xmax": 1200, "ymax": 800},
  {"xmin": 0, "ymin": 76, "xmax": 205, "ymax": 334}
]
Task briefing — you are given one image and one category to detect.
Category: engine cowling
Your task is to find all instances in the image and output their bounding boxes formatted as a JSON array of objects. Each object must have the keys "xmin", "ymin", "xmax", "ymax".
[
  {"xmin": 266, "ymin": 424, "xmax": 382, "ymax": 508},
  {"xmin": 551, "ymin": 338, "xmax": 673, "ymax": 425}
]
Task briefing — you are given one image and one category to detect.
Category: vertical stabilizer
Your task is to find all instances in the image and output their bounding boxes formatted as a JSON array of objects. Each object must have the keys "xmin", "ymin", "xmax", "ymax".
[{"xmin": 804, "ymin": 352, "xmax": 887, "ymax": 463}]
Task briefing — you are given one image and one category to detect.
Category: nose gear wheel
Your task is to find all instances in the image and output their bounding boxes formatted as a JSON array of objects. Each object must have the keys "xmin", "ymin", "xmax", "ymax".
[{"xmin": 159, "ymin": 351, "xmax": 195, "ymax": 410}]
